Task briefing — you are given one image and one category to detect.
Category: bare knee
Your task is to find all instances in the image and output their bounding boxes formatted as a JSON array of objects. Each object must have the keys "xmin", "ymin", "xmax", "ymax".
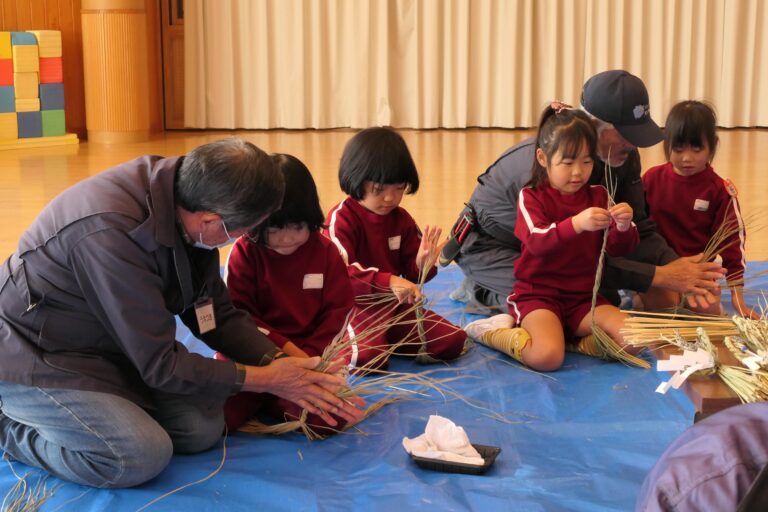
[{"xmin": 524, "ymin": 342, "xmax": 565, "ymax": 372}]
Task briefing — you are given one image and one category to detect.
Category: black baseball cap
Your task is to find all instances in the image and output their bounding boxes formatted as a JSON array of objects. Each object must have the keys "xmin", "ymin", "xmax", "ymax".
[{"xmin": 580, "ymin": 70, "xmax": 663, "ymax": 148}]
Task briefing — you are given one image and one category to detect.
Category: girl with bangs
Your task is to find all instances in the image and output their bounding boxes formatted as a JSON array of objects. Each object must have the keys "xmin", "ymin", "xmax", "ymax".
[
  {"xmin": 642, "ymin": 101, "xmax": 756, "ymax": 318},
  {"xmin": 325, "ymin": 127, "xmax": 467, "ymax": 371},
  {"xmin": 464, "ymin": 104, "xmax": 640, "ymax": 371},
  {"xmin": 221, "ymin": 153, "xmax": 357, "ymax": 432}
]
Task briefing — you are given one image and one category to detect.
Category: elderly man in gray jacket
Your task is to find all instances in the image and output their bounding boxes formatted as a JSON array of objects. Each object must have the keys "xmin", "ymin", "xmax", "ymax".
[
  {"xmin": 0, "ymin": 139, "xmax": 362, "ymax": 488},
  {"xmin": 442, "ymin": 70, "xmax": 725, "ymax": 314}
]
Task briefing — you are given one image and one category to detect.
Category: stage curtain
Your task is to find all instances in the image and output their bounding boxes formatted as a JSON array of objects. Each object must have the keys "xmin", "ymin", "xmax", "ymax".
[{"xmin": 184, "ymin": 0, "xmax": 768, "ymax": 129}]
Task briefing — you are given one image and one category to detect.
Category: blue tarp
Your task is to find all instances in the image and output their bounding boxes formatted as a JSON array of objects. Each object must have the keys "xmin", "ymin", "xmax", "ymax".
[{"xmin": 12, "ymin": 262, "xmax": 762, "ymax": 511}]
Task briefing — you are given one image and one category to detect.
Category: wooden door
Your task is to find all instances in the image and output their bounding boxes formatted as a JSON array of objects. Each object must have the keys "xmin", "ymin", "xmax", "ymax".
[{"xmin": 160, "ymin": 0, "xmax": 184, "ymax": 129}]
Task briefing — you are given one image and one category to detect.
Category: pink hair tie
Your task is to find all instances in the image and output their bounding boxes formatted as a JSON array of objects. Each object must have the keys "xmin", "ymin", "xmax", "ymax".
[{"xmin": 550, "ymin": 101, "xmax": 572, "ymax": 114}]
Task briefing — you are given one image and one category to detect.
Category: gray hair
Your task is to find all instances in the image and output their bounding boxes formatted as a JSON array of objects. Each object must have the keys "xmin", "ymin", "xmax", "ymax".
[
  {"xmin": 580, "ymin": 105, "xmax": 615, "ymax": 136},
  {"xmin": 175, "ymin": 139, "xmax": 285, "ymax": 229}
]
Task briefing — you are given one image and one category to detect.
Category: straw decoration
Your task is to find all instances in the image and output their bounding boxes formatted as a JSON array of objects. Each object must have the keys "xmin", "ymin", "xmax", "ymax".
[{"xmin": 588, "ymin": 149, "xmax": 650, "ymax": 368}]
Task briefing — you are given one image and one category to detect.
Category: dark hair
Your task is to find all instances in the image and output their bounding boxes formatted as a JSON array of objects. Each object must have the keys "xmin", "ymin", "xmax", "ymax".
[
  {"xmin": 248, "ymin": 154, "xmax": 326, "ymax": 245},
  {"xmin": 338, "ymin": 127, "xmax": 420, "ymax": 200},
  {"xmin": 175, "ymin": 139, "xmax": 285, "ymax": 229},
  {"xmin": 527, "ymin": 107, "xmax": 598, "ymax": 188},
  {"xmin": 663, "ymin": 100, "xmax": 718, "ymax": 161}
]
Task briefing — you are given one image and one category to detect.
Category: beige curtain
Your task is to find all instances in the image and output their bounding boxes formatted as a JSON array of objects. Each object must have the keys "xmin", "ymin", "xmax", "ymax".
[{"xmin": 184, "ymin": 0, "xmax": 768, "ymax": 129}]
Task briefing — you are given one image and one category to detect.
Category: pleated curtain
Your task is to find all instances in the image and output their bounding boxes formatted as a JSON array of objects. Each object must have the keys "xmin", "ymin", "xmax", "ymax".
[{"xmin": 184, "ymin": 0, "xmax": 768, "ymax": 129}]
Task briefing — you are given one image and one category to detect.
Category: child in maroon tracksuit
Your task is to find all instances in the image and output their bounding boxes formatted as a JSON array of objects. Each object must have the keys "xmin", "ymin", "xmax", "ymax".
[
  {"xmin": 642, "ymin": 100, "xmax": 756, "ymax": 318},
  {"xmin": 465, "ymin": 105, "xmax": 639, "ymax": 372},
  {"xmin": 324, "ymin": 127, "xmax": 467, "ymax": 370},
  {"xmin": 222, "ymin": 154, "xmax": 355, "ymax": 433}
]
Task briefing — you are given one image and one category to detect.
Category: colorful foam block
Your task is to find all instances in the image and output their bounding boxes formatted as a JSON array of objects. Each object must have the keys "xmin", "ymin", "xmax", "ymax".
[
  {"xmin": 26, "ymin": 31, "xmax": 62, "ymax": 58},
  {"xmin": 0, "ymin": 112, "xmax": 18, "ymax": 139},
  {"xmin": 12, "ymin": 45, "xmax": 39, "ymax": 73},
  {"xmin": 40, "ymin": 83, "xmax": 64, "ymax": 110},
  {"xmin": 16, "ymin": 98, "xmax": 40, "ymax": 112},
  {"xmin": 13, "ymin": 73, "xmax": 39, "ymax": 99},
  {"xmin": 39, "ymin": 57, "xmax": 63, "ymax": 84},
  {"xmin": 17, "ymin": 111, "xmax": 42, "ymax": 138},
  {"xmin": 0, "ymin": 86, "xmax": 13, "ymax": 113},
  {"xmin": 0, "ymin": 59, "xmax": 11, "ymax": 86},
  {"xmin": 10, "ymin": 32, "xmax": 37, "ymax": 46},
  {"xmin": 0, "ymin": 33, "xmax": 10, "ymax": 59},
  {"xmin": 41, "ymin": 109, "xmax": 65, "ymax": 136}
]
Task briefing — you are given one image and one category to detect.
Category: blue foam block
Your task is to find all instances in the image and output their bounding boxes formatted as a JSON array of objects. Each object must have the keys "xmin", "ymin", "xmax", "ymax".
[
  {"xmin": 39, "ymin": 83, "xmax": 64, "ymax": 110},
  {"xmin": 10, "ymin": 32, "xmax": 37, "ymax": 46},
  {"xmin": 0, "ymin": 86, "xmax": 13, "ymax": 113},
  {"xmin": 17, "ymin": 111, "xmax": 42, "ymax": 138}
]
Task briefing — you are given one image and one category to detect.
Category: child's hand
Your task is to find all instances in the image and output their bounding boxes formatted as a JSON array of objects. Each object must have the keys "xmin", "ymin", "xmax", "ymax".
[
  {"xmin": 572, "ymin": 207, "xmax": 611, "ymax": 233},
  {"xmin": 282, "ymin": 341, "xmax": 311, "ymax": 359},
  {"xmin": 732, "ymin": 286, "xmax": 761, "ymax": 319},
  {"xmin": 609, "ymin": 202, "xmax": 634, "ymax": 232},
  {"xmin": 416, "ymin": 225, "xmax": 447, "ymax": 271},
  {"xmin": 389, "ymin": 275, "xmax": 422, "ymax": 304}
]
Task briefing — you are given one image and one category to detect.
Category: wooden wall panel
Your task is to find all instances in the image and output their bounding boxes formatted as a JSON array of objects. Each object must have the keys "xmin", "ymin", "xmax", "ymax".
[{"xmin": 0, "ymin": 0, "xmax": 164, "ymax": 139}]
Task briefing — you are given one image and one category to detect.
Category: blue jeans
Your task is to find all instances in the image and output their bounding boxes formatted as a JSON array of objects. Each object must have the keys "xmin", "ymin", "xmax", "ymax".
[{"xmin": 0, "ymin": 381, "xmax": 225, "ymax": 488}]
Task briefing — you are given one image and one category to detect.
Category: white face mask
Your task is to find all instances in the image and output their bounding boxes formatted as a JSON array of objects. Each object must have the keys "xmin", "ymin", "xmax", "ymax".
[{"xmin": 193, "ymin": 219, "xmax": 238, "ymax": 250}]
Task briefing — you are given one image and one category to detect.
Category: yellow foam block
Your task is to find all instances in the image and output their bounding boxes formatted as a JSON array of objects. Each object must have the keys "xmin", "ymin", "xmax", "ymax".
[
  {"xmin": 12, "ymin": 45, "xmax": 39, "ymax": 73},
  {"xmin": 15, "ymin": 98, "xmax": 40, "ymax": 112},
  {"xmin": 13, "ymin": 72, "xmax": 39, "ymax": 99},
  {"xmin": 0, "ymin": 112, "xmax": 17, "ymax": 140},
  {"xmin": 0, "ymin": 33, "xmax": 10, "ymax": 59},
  {"xmin": 27, "ymin": 31, "xmax": 61, "ymax": 58}
]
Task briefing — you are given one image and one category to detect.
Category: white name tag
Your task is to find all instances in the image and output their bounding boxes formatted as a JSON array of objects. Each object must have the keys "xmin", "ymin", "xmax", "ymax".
[
  {"xmin": 693, "ymin": 199, "xmax": 710, "ymax": 212},
  {"xmin": 303, "ymin": 273, "xmax": 324, "ymax": 289},
  {"xmin": 388, "ymin": 236, "xmax": 401, "ymax": 250},
  {"xmin": 195, "ymin": 298, "xmax": 216, "ymax": 334}
]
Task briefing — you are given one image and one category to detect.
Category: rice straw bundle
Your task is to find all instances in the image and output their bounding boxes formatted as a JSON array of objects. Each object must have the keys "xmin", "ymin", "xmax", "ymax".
[
  {"xmin": 588, "ymin": 151, "xmax": 650, "ymax": 368},
  {"xmin": 240, "ymin": 282, "xmax": 478, "ymax": 439},
  {"xmin": 622, "ymin": 311, "xmax": 768, "ymax": 403},
  {"xmin": 621, "ymin": 310, "xmax": 738, "ymax": 347}
]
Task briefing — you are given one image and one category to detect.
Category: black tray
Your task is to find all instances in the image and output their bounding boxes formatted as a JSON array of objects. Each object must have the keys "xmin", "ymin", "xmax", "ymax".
[{"xmin": 409, "ymin": 443, "xmax": 501, "ymax": 475}]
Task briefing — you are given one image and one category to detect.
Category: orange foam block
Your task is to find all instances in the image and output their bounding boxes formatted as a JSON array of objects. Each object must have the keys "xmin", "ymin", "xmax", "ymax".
[
  {"xmin": 0, "ymin": 59, "xmax": 11, "ymax": 86},
  {"xmin": 39, "ymin": 57, "xmax": 62, "ymax": 84}
]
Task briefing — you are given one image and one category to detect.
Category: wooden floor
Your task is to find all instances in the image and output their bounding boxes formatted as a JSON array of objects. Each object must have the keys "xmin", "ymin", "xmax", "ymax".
[{"xmin": 1, "ymin": 128, "xmax": 767, "ymax": 261}]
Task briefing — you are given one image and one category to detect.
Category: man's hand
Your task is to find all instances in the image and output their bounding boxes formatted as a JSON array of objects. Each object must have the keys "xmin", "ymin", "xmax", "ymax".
[
  {"xmin": 242, "ymin": 357, "xmax": 364, "ymax": 426},
  {"xmin": 652, "ymin": 254, "xmax": 726, "ymax": 300}
]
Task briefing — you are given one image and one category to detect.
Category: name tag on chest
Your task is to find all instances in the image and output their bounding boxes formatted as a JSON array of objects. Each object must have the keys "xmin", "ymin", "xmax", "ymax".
[
  {"xmin": 303, "ymin": 273, "xmax": 324, "ymax": 289},
  {"xmin": 693, "ymin": 199, "xmax": 710, "ymax": 212},
  {"xmin": 195, "ymin": 298, "xmax": 216, "ymax": 334},
  {"xmin": 388, "ymin": 236, "xmax": 401, "ymax": 250}
]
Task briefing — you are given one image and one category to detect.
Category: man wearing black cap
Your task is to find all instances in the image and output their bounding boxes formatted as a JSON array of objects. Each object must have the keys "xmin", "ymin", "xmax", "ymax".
[{"xmin": 442, "ymin": 69, "xmax": 724, "ymax": 313}]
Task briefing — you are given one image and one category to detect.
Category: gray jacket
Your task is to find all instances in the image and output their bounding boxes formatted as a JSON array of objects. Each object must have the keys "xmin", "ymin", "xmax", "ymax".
[
  {"xmin": 463, "ymin": 137, "xmax": 678, "ymax": 292},
  {"xmin": 0, "ymin": 155, "xmax": 279, "ymax": 407}
]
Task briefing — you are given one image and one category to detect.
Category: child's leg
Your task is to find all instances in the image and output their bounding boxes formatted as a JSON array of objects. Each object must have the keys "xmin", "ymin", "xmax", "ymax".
[
  {"xmin": 574, "ymin": 304, "xmax": 639, "ymax": 355},
  {"xmin": 519, "ymin": 309, "xmax": 566, "ymax": 371},
  {"xmin": 386, "ymin": 306, "xmax": 467, "ymax": 362},
  {"xmin": 346, "ymin": 303, "xmax": 397, "ymax": 372},
  {"xmin": 640, "ymin": 287, "xmax": 682, "ymax": 311},
  {"xmin": 464, "ymin": 313, "xmax": 531, "ymax": 362},
  {"xmin": 222, "ymin": 392, "xmax": 266, "ymax": 431}
]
